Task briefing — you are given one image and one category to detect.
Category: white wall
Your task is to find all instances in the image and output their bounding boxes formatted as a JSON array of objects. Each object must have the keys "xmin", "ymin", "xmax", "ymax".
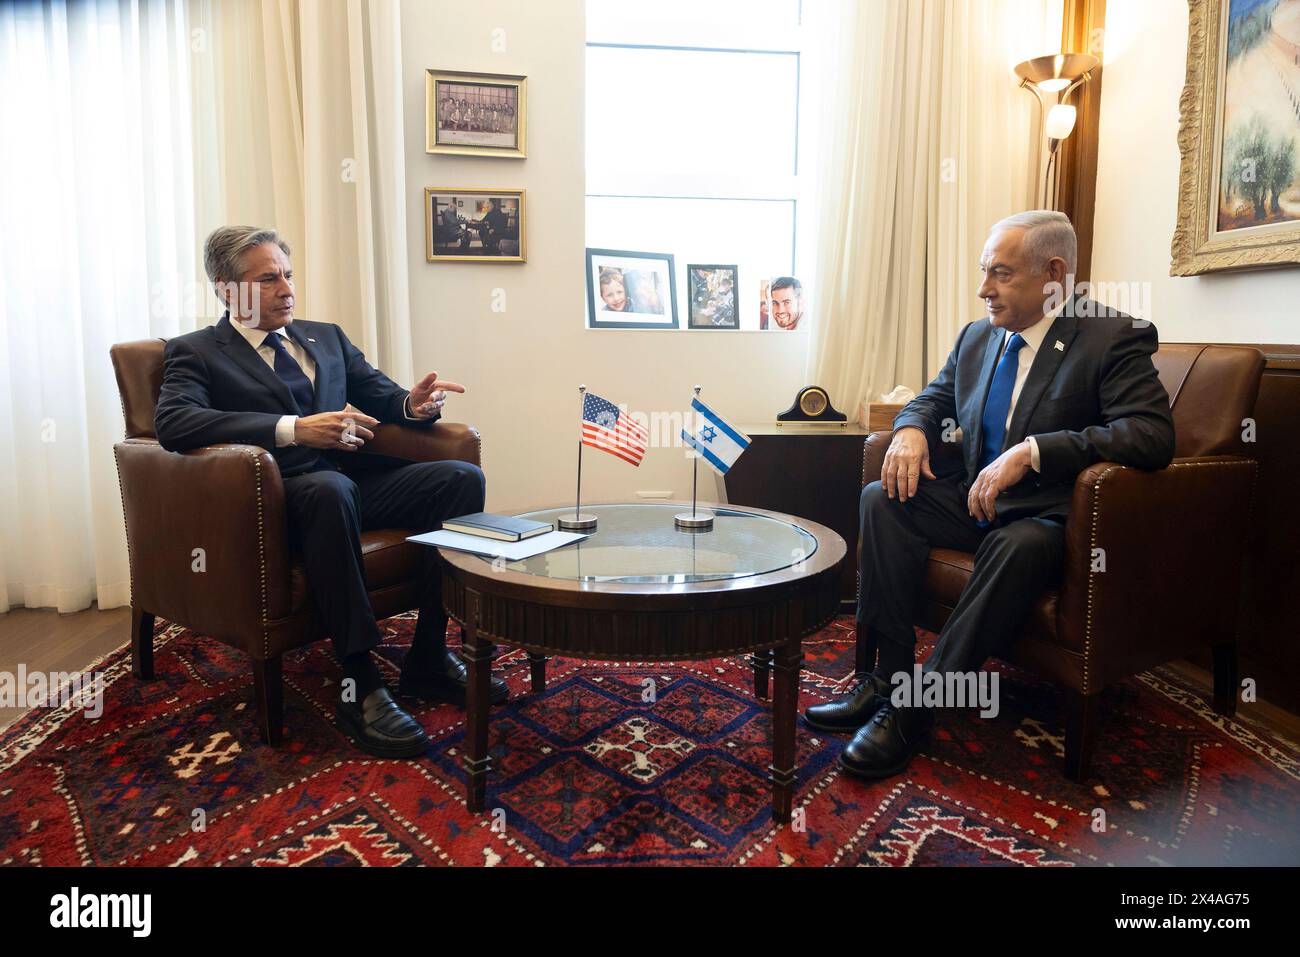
[
  {"xmin": 400, "ymin": 0, "xmax": 810, "ymax": 514},
  {"xmin": 1092, "ymin": 0, "xmax": 1299, "ymax": 343}
]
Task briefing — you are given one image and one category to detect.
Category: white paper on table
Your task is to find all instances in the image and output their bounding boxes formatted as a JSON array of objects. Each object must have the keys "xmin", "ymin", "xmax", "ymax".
[{"xmin": 406, "ymin": 528, "xmax": 588, "ymax": 560}]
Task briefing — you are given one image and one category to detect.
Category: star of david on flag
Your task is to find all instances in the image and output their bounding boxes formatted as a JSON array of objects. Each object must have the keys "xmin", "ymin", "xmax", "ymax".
[{"xmin": 681, "ymin": 397, "xmax": 750, "ymax": 474}]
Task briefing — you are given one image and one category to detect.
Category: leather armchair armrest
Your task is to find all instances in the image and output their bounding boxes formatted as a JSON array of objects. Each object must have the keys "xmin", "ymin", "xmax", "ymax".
[
  {"xmin": 862, "ymin": 430, "xmax": 894, "ymax": 487},
  {"xmin": 113, "ymin": 438, "xmax": 292, "ymax": 644},
  {"xmin": 360, "ymin": 422, "xmax": 482, "ymax": 467},
  {"xmin": 1056, "ymin": 455, "xmax": 1258, "ymax": 690}
]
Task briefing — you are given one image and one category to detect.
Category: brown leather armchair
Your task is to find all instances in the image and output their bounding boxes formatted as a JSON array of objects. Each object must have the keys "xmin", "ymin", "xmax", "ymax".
[
  {"xmin": 857, "ymin": 343, "xmax": 1264, "ymax": 781},
  {"xmin": 110, "ymin": 338, "xmax": 482, "ymax": 745}
]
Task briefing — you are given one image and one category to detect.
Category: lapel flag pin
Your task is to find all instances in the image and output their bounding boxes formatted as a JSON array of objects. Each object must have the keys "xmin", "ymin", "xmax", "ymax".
[{"xmin": 1054, "ymin": 340, "xmax": 1064, "ymax": 351}]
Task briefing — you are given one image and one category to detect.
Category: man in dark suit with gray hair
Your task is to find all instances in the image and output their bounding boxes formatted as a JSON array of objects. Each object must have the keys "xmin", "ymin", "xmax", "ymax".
[
  {"xmin": 155, "ymin": 226, "xmax": 507, "ymax": 758},
  {"xmin": 805, "ymin": 210, "xmax": 1175, "ymax": 779}
]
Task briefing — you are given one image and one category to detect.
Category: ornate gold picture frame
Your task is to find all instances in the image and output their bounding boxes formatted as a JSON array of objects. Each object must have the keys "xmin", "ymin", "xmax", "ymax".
[
  {"xmin": 425, "ymin": 69, "xmax": 527, "ymax": 158},
  {"xmin": 1173, "ymin": 0, "xmax": 1300, "ymax": 274},
  {"xmin": 425, "ymin": 188, "xmax": 526, "ymax": 263}
]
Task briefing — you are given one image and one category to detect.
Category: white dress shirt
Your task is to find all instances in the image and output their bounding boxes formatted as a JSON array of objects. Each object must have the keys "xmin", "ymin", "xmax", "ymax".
[
  {"xmin": 230, "ymin": 321, "xmax": 315, "ymax": 447},
  {"xmin": 998, "ymin": 299, "xmax": 1065, "ymax": 473}
]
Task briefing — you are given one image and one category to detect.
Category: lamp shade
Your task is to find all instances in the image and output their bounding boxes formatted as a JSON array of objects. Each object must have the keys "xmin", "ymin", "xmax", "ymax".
[
  {"xmin": 1045, "ymin": 103, "xmax": 1077, "ymax": 140},
  {"xmin": 1014, "ymin": 52, "xmax": 1099, "ymax": 88}
]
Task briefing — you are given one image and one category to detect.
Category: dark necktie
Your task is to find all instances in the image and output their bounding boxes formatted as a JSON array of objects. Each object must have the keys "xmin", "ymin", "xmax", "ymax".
[
  {"xmin": 263, "ymin": 331, "xmax": 314, "ymax": 415},
  {"xmin": 978, "ymin": 332, "xmax": 1027, "ymax": 472}
]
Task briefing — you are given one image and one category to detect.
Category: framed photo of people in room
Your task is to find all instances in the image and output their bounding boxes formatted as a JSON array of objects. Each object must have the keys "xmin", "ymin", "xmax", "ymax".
[
  {"xmin": 425, "ymin": 188, "xmax": 526, "ymax": 263},
  {"xmin": 687, "ymin": 264, "xmax": 739, "ymax": 329},
  {"xmin": 586, "ymin": 249, "xmax": 678, "ymax": 329},
  {"xmin": 1173, "ymin": 0, "xmax": 1300, "ymax": 274},
  {"xmin": 425, "ymin": 69, "xmax": 527, "ymax": 158}
]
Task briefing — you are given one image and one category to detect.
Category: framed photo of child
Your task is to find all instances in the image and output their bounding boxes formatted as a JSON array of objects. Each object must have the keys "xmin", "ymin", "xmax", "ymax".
[{"xmin": 585, "ymin": 248, "xmax": 679, "ymax": 329}]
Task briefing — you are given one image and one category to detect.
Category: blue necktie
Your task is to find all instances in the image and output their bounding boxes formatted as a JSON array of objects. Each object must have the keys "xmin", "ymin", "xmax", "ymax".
[
  {"xmin": 978, "ymin": 332, "xmax": 1026, "ymax": 472},
  {"xmin": 263, "ymin": 331, "xmax": 314, "ymax": 415}
]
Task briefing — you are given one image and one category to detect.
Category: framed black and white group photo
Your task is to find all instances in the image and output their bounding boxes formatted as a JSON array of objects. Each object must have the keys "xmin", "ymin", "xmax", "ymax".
[{"xmin": 425, "ymin": 69, "xmax": 527, "ymax": 158}]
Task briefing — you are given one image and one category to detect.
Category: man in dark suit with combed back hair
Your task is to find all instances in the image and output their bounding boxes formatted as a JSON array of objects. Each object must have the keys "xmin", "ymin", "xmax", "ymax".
[
  {"xmin": 155, "ymin": 225, "xmax": 507, "ymax": 758},
  {"xmin": 804, "ymin": 210, "xmax": 1175, "ymax": 779}
]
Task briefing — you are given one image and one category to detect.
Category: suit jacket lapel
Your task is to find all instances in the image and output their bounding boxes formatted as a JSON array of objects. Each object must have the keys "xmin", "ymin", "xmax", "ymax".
[
  {"xmin": 1005, "ymin": 303, "xmax": 1081, "ymax": 448},
  {"xmin": 215, "ymin": 314, "xmax": 299, "ymax": 414},
  {"xmin": 284, "ymin": 322, "xmax": 327, "ymax": 412}
]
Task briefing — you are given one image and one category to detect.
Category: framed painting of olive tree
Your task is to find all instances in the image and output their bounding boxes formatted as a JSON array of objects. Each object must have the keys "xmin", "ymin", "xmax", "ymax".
[{"xmin": 1173, "ymin": 0, "xmax": 1300, "ymax": 274}]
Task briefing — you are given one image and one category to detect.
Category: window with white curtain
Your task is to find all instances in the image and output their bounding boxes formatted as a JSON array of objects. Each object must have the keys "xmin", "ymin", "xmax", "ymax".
[
  {"xmin": 585, "ymin": 0, "xmax": 820, "ymax": 331},
  {"xmin": 0, "ymin": 0, "xmax": 196, "ymax": 613}
]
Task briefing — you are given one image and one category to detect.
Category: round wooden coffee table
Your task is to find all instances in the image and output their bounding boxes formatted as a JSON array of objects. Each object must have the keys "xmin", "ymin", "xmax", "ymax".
[{"xmin": 436, "ymin": 502, "xmax": 845, "ymax": 823}]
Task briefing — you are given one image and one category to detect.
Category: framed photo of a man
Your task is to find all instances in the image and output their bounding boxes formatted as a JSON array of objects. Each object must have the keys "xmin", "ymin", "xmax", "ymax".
[
  {"xmin": 586, "ymin": 249, "xmax": 678, "ymax": 329},
  {"xmin": 425, "ymin": 188, "xmax": 526, "ymax": 263},
  {"xmin": 426, "ymin": 69, "xmax": 526, "ymax": 158},
  {"xmin": 687, "ymin": 264, "xmax": 739, "ymax": 329},
  {"xmin": 759, "ymin": 276, "xmax": 805, "ymax": 330}
]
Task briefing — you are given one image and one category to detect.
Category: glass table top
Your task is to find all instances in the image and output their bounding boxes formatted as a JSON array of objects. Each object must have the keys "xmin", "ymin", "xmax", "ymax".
[{"xmin": 479, "ymin": 504, "xmax": 818, "ymax": 584}]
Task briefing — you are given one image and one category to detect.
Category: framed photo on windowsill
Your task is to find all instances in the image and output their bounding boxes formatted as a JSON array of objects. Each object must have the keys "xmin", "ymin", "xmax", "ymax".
[
  {"xmin": 687, "ymin": 264, "xmax": 739, "ymax": 330},
  {"xmin": 425, "ymin": 69, "xmax": 527, "ymax": 158},
  {"xmin": 586, "ymin": 248, "xmax": 678, "ymax": 329},
  {"xmin": 425, "ymin": 188, "xmax": 526, "ymax": 263}
]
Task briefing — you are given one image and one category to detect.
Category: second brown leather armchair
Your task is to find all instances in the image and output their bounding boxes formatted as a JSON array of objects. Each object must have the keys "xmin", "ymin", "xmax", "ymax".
[{"xmin": 856, "ymin": 343, "xmax": 1264, "ymax": 781}]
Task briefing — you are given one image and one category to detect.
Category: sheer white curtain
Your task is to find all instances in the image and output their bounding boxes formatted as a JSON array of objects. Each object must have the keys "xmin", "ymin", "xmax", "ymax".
[
  {"xmin": 804, "ymin": 0, "xmax": 1063, "ymax": 414},
  {"xmin": 0, "ymin": 0, "xmax": 197, "ymax": 613},
  {"xmin": 189, "ymin": 0, "xmax": 413, "ymax": 381}
]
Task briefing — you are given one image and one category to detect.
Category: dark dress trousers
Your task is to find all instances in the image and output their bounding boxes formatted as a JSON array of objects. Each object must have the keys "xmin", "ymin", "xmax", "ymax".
[
  {"xmin": 154, "ymin": 314, "xmax": 485, "ymax": 660},
  {"xmin": 862, "ymin": 295, "xmax": 1175, "ymax": 679}
]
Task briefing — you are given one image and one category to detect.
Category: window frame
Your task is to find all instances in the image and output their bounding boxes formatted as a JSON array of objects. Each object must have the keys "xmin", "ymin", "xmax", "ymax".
[{"xmin": 584, "ymin": 3, "xmax": 820, "ymax": 328}]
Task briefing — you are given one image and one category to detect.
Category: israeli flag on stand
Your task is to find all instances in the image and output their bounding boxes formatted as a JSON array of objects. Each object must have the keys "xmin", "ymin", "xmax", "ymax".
[{"xmin": 680, "ymin": 397, "xmax": 751, "ymax": 475}]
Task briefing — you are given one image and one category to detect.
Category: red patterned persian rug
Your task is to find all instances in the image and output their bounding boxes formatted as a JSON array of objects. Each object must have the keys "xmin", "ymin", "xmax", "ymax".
[{"xmin": 1, "ymin": 615, "xmax": 1297, "ymax": 866}]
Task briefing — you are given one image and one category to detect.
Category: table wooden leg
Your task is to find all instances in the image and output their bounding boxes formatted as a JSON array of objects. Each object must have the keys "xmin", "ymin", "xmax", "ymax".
[
  {"xmin": 751, "ymin": 648, "xmax": 773, "ymax": 699},
  {"xmin": 462, "ymin": 591, "xmax": 493, "ymax": 813},
  {"xmin": 769, "ymin": 636, "xmax": 802, "ymax": 824},
  {"xmin": 527, "ymin": 652, "xmax": 548, "ymax": 693}
]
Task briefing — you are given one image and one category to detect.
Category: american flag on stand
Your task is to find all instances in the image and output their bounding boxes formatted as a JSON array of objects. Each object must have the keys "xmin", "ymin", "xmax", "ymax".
[{"xmin": 581, "ymin": 392, "xmax": 648, "ymax": 466}]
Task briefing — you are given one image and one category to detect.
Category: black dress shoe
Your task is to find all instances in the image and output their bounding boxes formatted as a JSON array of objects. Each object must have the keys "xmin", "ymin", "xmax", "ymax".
[
  {"xmin": 838, "ymin": 703, "xmax": 932, "ymax": 780},
  {"xmin": 399, "ymin": 649, "xmax": 508, "ymax": 705},
  {"xmin": 336, "ymin": 686, "xmax": 430, "ymax": 758},
  {"xmin": 804, "ymin": 673, "xmax": 891, "ymax": 732}
]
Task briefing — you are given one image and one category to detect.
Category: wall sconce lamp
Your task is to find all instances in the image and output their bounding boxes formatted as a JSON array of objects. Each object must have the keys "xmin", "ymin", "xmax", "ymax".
[{"xmin": 1014, "ymin": 53, "xmax": 1098, "ymax": 208}]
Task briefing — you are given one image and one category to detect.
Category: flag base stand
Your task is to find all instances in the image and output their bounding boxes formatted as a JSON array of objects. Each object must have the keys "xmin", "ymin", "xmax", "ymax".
[
  {"xmin": 558, "ymin": 513, "xmax": 598, "ymax": 531},
  {"xmin": 674, "ymin": 510, "xmax": 714, "ymax": 530}
]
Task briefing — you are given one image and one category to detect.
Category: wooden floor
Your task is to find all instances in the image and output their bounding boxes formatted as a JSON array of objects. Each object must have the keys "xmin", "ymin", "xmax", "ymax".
[
  {"xmin": 1, "ymin": 605, "xmax": 1298, "ymax": 746},
  {"xmin": 0, "ymin": 605, "xmax": 130, "ymax": 731}
]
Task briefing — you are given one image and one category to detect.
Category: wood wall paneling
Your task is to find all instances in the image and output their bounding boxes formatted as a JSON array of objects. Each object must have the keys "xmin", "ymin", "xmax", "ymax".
[{"xmin": 1057, "ymin": 0, "xmax": 1107, "ymax": 283}]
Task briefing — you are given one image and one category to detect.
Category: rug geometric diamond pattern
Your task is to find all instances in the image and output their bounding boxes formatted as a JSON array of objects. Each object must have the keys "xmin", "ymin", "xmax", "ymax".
[{"xmin": 1, "ymin": 614, "xmax": 1297, "ymax": 866}]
